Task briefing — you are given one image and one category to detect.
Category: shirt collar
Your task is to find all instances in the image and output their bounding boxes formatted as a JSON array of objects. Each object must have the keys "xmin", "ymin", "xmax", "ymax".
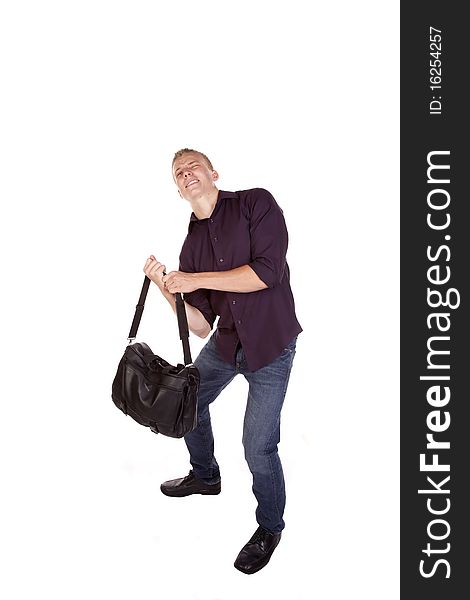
[{"xmin": 189, "ymin": 190, "xmax": 237, "ymax": 223}]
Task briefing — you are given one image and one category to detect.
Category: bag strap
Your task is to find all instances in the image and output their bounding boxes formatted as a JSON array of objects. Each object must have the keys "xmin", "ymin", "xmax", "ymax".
[
  {"xmin": 127, "ymin": 276, "xmax": 193, "ymax": 366},
  {"xmin": 128, "ymin": 276, "xmax": 151, "ymax": 341},
  {"xmin": 175, "ymin": 292, "xmax": 192, "ymax": 366}
]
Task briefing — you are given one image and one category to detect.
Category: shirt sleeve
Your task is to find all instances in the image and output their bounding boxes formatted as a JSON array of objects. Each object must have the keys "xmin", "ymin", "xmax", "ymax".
[
  {"xmin": 179, "ymin": 240, "xmax": 217, "ymax": 329},
  {"xmin": 247, "ymin": 188, "xmax": 288, "ymax": 288},
  {"xmin": 183, "ymin": 289, "xmax": 216, "ymax": 329}
]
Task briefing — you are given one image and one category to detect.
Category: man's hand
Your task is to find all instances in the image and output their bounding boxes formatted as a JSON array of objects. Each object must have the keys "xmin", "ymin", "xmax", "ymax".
[
  {"xmin": 143, "ymin": 255, "xmax": 209, "ymax": 337},
  {"xmin": 162, "ymin": 271, "xmax": 199, "ymax": 294},
  {"xmin": 143, "ymin": 255, "xmax": 167, "ymax": 293}
]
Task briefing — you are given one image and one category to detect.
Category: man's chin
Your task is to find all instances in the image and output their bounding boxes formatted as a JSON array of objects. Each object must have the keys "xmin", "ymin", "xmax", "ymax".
[{"xmin": 183, "ymin": 187, "xmax": 202, "ymax": 200}]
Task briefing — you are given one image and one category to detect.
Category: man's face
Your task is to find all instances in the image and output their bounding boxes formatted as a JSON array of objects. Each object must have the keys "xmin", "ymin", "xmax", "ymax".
[{"xmin": 172, "ymin": 152, "xmax": 219, "ymax": 201}]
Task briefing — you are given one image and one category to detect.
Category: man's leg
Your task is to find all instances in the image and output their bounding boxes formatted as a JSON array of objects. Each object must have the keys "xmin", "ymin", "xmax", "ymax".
[
  {"xmin": 160, "ymin": 335, "xmax": 236, "ymax": 496},
  {"xmin": 234, "ymin": 337, "xmax": 297, "ymax": 574},
  {"xmin": 184, "ymin": 335, "xmax": 236, "ymax": 481},
  {"xmin": 242, "ymin": 337, "xmax": 296, "ymax": 532}
]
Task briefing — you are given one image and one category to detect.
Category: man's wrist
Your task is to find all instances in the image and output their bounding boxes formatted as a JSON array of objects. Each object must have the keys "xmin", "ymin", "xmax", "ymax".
[{"xmin": 190, "ymin": 272, "xmax": 200, "ymax": 291}]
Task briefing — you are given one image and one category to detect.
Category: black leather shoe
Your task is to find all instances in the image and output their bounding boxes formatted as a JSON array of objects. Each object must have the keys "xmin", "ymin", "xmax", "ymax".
[
  {"xmin": 234, "ymin": 526, "xmax": 282, "ymax": 574},
  {"xmin": 160, "ymin": 470, "xmax": 221, "ymax": 497}
]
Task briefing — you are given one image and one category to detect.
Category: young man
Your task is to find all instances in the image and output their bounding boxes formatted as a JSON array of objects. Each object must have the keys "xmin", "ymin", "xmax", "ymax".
[{"xmin": 143, "ymin": 149, "xmax": 302, "ymax": 574}]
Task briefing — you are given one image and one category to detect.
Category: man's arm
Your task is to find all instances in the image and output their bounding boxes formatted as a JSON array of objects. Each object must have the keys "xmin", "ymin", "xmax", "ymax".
[
  {"xmin": 161, "ymin": 286, "xmax": 211, "ymax": 338},
  {"xmin": 162, "ymin": 264, "xmax": 268, "ymax": 295},
  {"xmin": 143, "ymin": 256, "xmax": 211, "ymax": 338},
  {"xmin": 173, "ymin": 295, "xmax": 211, "ymax": 338}
]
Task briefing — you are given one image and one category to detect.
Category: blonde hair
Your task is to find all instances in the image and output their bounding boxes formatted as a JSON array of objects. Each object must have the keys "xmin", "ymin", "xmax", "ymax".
[{"xmin": 172, "ymin": 148, "xmax": 214, "ymax": 171}]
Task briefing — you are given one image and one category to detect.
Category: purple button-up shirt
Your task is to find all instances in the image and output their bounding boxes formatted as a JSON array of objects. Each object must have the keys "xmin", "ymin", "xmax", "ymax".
[{"xmin": 180, "ymin": 188, "xmax": 302, "ymax": 371}]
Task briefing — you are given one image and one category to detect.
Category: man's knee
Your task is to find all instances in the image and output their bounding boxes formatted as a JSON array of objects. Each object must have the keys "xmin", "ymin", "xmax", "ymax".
[{"xmin": 243, "ymin": 438, "xmax": 279, "ymax": 466}]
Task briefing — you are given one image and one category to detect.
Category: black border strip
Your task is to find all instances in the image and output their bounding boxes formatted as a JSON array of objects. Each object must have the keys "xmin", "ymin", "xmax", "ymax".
[{"xmin": 401, "ymin": 3, "xmax": 469, "ymax": 597}]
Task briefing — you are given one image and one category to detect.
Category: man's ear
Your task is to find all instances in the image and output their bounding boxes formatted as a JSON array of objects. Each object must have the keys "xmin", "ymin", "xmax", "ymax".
[{"xmin": 212, "ymin": 170, "xmax": 219, "ymax": 182}]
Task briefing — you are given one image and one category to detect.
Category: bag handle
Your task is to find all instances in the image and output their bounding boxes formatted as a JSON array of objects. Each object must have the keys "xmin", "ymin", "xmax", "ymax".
[{"xmin": 127, "ymin": 275, "xmax": 193, "ymax": 366}]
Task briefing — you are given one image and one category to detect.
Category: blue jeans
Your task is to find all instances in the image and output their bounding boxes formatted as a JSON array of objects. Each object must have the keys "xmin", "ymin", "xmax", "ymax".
[{"xmin": 184, "ymin": 334, "xmax": 297, "ymax": 534}]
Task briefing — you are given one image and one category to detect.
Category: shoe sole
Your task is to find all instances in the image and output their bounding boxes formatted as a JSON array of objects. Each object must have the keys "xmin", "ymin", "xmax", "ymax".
[
  {"xmin": 233, "ymin": 552, "xmax": 274, "ymax": 575},
  {"xmin": 160, "ymin": 485, "xmax": 221, "ymax": 498}
]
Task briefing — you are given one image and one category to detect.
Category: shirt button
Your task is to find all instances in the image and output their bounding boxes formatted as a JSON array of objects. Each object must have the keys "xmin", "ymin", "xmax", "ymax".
[
  {"xmin": 236, "ymin": 320, "xmax": 242, "ymax": 324},
  {"xmin": 232, "ymin": 300, "xmax": 236, "ymax": 305},
  {"xmin": 219, "ymin": 258, "xmax": 224, "ymax": 263},
  {"xmin": 210, "ymin": 218, "xmax": 214, "ymax": 223},
  {"xmin": 213, "ymin": 236, "xmax": 218, "ymax": 242}
]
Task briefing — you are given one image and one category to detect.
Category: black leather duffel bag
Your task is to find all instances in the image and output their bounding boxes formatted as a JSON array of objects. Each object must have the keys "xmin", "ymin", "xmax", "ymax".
[{"xmin": 112, "ymin": 276, "xmax": 199, "ymax": 438}]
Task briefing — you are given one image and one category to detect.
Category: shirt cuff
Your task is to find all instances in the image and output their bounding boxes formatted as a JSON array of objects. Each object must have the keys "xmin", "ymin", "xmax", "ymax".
[
  {"xmin": 183, "ymin": 290, "xmax": 216, "ymax": 328},
  {"xmin": 250, "ymin": 259, "xmax": 282, "ymax": 289}
]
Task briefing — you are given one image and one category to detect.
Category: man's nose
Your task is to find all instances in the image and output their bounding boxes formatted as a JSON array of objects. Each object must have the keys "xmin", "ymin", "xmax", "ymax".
[{"xmin": 183, "ymin": 169, "xmax": 193, "ymax": 177}]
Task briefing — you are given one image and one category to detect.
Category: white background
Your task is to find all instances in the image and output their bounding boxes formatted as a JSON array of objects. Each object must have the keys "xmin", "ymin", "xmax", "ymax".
[{"xmin": 0, "ymin": 1, "xmax": 399, "ymax": 598}]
